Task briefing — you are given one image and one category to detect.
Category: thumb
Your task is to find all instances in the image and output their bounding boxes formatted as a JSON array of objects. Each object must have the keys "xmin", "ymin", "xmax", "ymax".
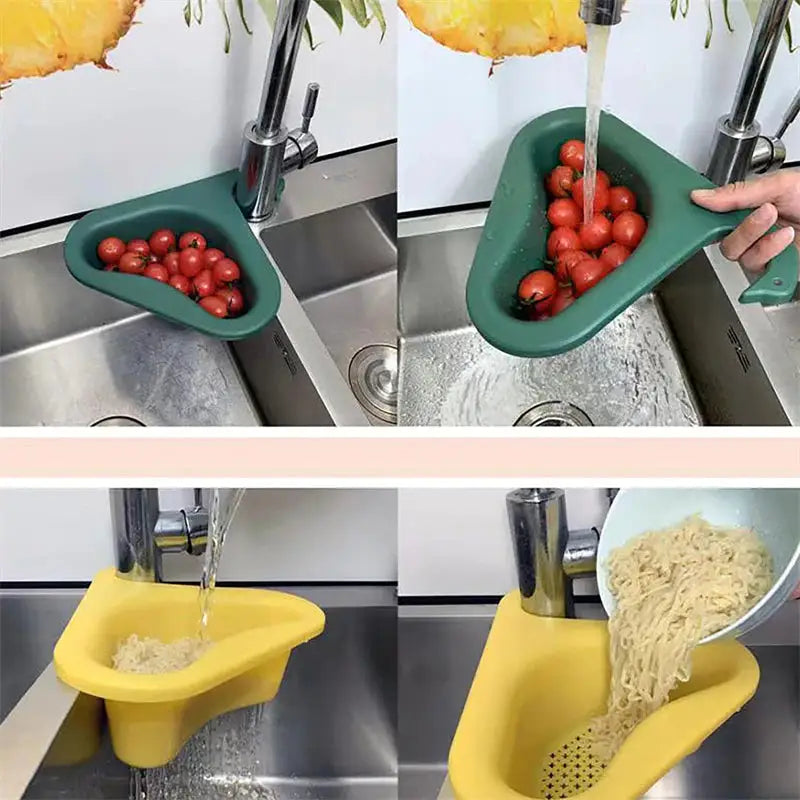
[{"xmin": 691, "ymin": 175, "xmax": 783, "ymax": 212}]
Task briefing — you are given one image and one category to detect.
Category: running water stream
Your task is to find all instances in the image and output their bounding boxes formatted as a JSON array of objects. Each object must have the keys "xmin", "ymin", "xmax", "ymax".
[{"xmin": 583, "ymin": 23, "xmax": 611, "ymax": 223}]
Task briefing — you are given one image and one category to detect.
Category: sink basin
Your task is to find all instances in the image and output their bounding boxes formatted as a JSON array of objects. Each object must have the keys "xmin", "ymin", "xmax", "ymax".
[
  {"xmin": 1, "ymin": 585, "xmax": 397, "ymax": 800},
  {"xmin": 0, "ymin": 145, "xmax": 397, "ymax": 427},
  {"xmin": 398, "ymin": 211, "xmax": 796, "ymax": 426},
  {"xmin": 399, "ymin": 602, "xmax": 800, "ymax": 800}
]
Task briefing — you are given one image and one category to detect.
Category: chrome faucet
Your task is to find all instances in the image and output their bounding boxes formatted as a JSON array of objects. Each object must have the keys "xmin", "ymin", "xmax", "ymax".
[
  {"xmin": 110, "ymin": 489, "xmax": 209, "ymax": 582},
  {"xmin": 579, "ymin": 0, "xmax": 623, "ymax": 26},
  {"xmin": 506, "ymin": 488, "xmax": 615, "ymax": 617},
  {"xmin": 706, "ymin": 0, "xmax": 797, "ymax": 184},
  {"xmin": 235, "ymin": 0, "xmax": 320, "ymax": 221}
]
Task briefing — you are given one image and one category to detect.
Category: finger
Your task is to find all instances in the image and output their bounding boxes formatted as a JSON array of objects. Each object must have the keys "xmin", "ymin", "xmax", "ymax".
[
  {"xmin": 738, "ymin": 225, "xmax": 796, "ymax": 273},
  {"xmin": 719, "ymin": 204, "xmax": 778, "ymax": 261},
  {"xmin": 691, "ymin": 173, "xmax": 786, "ymax": 212}
]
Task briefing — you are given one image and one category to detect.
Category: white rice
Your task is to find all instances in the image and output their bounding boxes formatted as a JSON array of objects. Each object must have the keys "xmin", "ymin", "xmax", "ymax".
[{"xmin": 112, "ymin": 633, "xmax": 212, "ymax": 674}]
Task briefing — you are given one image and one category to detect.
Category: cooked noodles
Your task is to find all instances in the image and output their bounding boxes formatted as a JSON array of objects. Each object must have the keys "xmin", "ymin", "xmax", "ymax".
[
  {"xmin": 112, "ymin": 633, "xmax": 212, "ymax": 674},
  {"xmin": 592, "ymin": 514, "xmax": 773, "ymax": 761}
]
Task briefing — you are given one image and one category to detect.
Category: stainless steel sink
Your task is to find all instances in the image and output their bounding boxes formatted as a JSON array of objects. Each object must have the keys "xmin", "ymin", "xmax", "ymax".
[
  {"xmin": 398, "ymin": 602, "xmax": 800, "ymax": 800},
  {"xmin": 0, "ymin": 144, "xmax": 396, "ymax": 427},
  {"xmin": 1, "ymin": 585, "xmax": 397, "ymax": 800},
  {"xmin": 397, "ymin": 211, "xmax": 797, "ymax": 426}
]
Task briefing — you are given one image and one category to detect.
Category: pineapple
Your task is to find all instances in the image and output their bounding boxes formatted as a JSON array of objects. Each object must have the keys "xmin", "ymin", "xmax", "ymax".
[
  {"xmin": 398, "ymin": 0, "xmax": 587, "ymax": 59},
  {"xmin": 0, "ymin": 0, "xmax": 142, "ymax": 83}
]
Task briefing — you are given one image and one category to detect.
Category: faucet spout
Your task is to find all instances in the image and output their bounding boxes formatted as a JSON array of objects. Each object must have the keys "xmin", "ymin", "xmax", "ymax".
[{"xmin": 579, "ymin": 0, "xmax": 622, "ymax": 26}]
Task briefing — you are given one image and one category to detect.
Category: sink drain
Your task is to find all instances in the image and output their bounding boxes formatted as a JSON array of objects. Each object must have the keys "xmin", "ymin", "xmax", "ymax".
[
  {"xmin": 514, "ymin": 401, "xmax": 593, "ymax": 427},
  {"xmin": 90, "ymin": 415, "xmax": 146, "ymax": 427},
  {"xmin": 348, "ymin": 344, "xmax": 398, "ymax": 424}
]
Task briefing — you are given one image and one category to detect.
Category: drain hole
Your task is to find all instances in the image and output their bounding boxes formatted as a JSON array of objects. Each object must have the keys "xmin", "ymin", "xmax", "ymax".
[
  {"xmin": 90, "ymin": 415, "xmax": 146, "ymax": 427},
  {"xmin": 514, "ymin": 401, "xmax": 593, "ymax": 427},
  {"xmin": 348, "ymin": 344, "xmax": 397, "ymax": 424}
]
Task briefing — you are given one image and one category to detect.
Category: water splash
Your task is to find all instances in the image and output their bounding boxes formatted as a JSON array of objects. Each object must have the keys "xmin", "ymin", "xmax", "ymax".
[{"xmin": 583, "ymin": 23, "xmax": 611, "ymax": 223}]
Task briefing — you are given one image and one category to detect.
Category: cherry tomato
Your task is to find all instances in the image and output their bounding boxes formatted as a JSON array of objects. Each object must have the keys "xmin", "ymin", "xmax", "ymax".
[
  {"xmin": 572, "ymin": 177, "xmax": 610, "ymax": 215},
  {"xmin": 203, "ymin": 248, "xmax": 226, "ymax": 268},
  {"xmin": 217, "ymin": 287, "xmax": 245, "ymax": 316},
  {"xmin": 169, "ymin": 274, "xmax": 192, "ymax": 295},
  {"xmin": 596, "ymin": 170, "xmax": 611, "ymax": 188},
  {"xmin": 608, "ymin": 186, "xmax": 637, "ymax": 216},
  {"xmin": 178, "ymin": 231, "xmax": 207, "ymax": 251},
  {"xmin": 179, "ymin": 248, "xmax": 205, "ymax": 278},
  {"xmin": 147, "ymin": 253, "xmax": 159, "ymax": 263},
  {"xmin": 554, "ymin": 249, "xmax": 590, "ymax": 283},
  {"xmin": 193, "ymin": 269, "xmax": 216, "ymax": 298},
  {"xmin": 579, "ymin": 214, "xmax": 613, "ymax": 251},
  {"xmin": 547, "ymin": 198, "xmax": 581, "ymax": 229},
  {"xmin": 199, "ymin": 296, "xmax": 228, "ymax": 318},
  {"xmin": 143, "ymin": 263, "xmax": 169, "ymax": 283},
  {"xmin": 546, "ymin": 166, "xmax": 575, "ymax": 198},
  {"xmin": 612, "ymin": 211, "xmax": 647, "ymax": 249},
  {"xmin": 600, "ymin": 242, "xmax": 632, "ymax": 272},
  {"xmin": 213, "ymin": 258, "xmax": 241, "ymax": 284},
  {"xmin": 550, "ymin": 286, "xmax": 575, "ymax": 316},
  {"xmin": 149, "ymin": 229, "xmax": 177, "ymax": 258},
  {"xmin": 118, "ymin": 252, "xmax": 147, "ymax": 275},
  {"xmin": 559, "ymin": 139, "xmax": 585, "ymax": 172},
  {"xmin": 104, "ymin": 264, "xmax": 117, "ymax": 272},
  {"xmin": 571, "ymin": 257, "xmax": 606, "ymax": 296},
  {"xmin": 162, "ymin": 252, "xmax": 181, "ymax": 276},
  {"xmin": 546, "ymin": 227, "xmax": 581, "ymax": 260},
  {"xmin": 97, "ymin": 237, "xmax": 126, "ymax": 265},
  {"xmin": 127, "ymin": 239, "xmax": 150, "ymax": 258},
  {"xmin": 517, "ymin": 269, "xmax": 557, "ymax": 312}
]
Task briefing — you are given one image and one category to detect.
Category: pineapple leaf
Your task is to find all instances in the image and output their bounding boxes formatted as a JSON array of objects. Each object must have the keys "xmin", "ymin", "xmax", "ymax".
[
  {"xmin": 722, "ymin": 0, "xmax": 733, "ymax": 32},
  {"xmin": 704, "ymin": 0, "xmax": 713, "ymax": 47},
  {"xmin": 365, "ymin": 0, "xmax": 386, "ymax": 39},
  {"xmin": 340, "ymin": 0, "xmax": 370, "ymax": 27},
  {"xmin": 184, "ymin": 0, "xmax": 192, "ymax": 26},
  {"xmin": 670, "ymin": 0, "xmax": 678, "ymax": 19},
  {"xmin": 236, "ymin": 0, "xmax": 253, "ymax": 34},
  {"xmin": 216, "ymin": 0, "xmax": 232, "ymax": 52},
  {"xmin": 195, "ymin": 0, "xmax": 204, "ymax": 23},
  {"xmin": 313, "ymin": 0, "xmax": 345, "ymax": 31}
]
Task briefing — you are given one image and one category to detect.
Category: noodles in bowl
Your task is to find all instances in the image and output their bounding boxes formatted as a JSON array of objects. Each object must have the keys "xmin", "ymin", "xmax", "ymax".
[{"xmin": 592, "ymin": 514, "xmax": 773, "ymax": 761}]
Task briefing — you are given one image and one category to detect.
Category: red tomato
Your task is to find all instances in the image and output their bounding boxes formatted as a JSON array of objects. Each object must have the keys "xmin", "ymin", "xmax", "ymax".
[
  {"xmin": 612, "ymin": 211, "xmax": 647, "ymax": 249},
  {"xmin": 599, "ymin": 242, "xmax": 632, "ymax": 272},
  {"xmin": 546, "ymin": 227, "xmax": 581, "ymax": 260},
  {"xmin": 572, "ymin": 177, "xmax": 610, "ymax": 215},
  {"xmin": 147, "ymin": 254, "xmax": 159, "ymax": 263},
  {"xmin": 579, "ymin": 214, "xmax": 613, "ymax": 251},
  {"xmin": 169, "ymin": 274, "xmax": 191, "ymax": 295},
  {"xmin": 162, "ymin": 252, "xmax": 181, "ymax": 276},
  {"xmin": 547, "ymin": 198, "xmax": 581, "ymax": 229},
  {"xmin": 199, "ymin": 296, "xmax": 228, "ymax": 318},
  {"xmin": 203, "ymin": 248, "xmax": 226, "ymax": 268},
  {"xmin": 517, "ymin": 269, "xmax": 557, "ymax": 312},
  {"xmin": 193, "ymin": 269, "xmax": 216, "ymax": 298},
  {"xmin": 550, "ymin": 287, "xmax": 575, "ymax": 316},
  {"xmin": 179, "ymin": 248, "xmax": 205, "ymax": 278},
  {"xmin": 143, "ymin": 263, "xmax": 169, "ymax": 283},
  {"xmin": 596, "ymin": 170, "xmax": 611, "ymax": 187},
  {"xmin": 97, "ymin": 237, "xmax": 126, "ymax": 265},
  {"xmin": 118, "ymin": 252, "xmax": 147, "ymax": 275},
  {"xmin": 559, "ymin": 139, "xmax": 585, "ymax": 172},
  {"xmin": 554, "ymin": 249, "xmax": 590, "ymax": 283},
  {"xmin": 571, "ymin": 258, "xmax": 606, "ymax": 296},
  {"xmin": 608, "ymin": 186, "xmax": 637, "ymax": 216},
  {"xmin": 212, "ymin": 258, "xmax": 241, "ymax": 284},
  {"xmin": 217, "ymin": 287, "xmax": 245, "ymax": 316},
  {"xmin": 149, "ymin": 229, "xmax": 177, "ymax": 258},
  {"xmin": 127, "ymin": 239, "xmax": 151, "ymax": 258},
  {"xmin": 546, "ymin": 165, "xmax": 575, "ymax": 198},
  {"xmin": 178, "ymin": 231, "xmax": 207, "ymax": 250},
  {"xmin": 104, "ymin": 264, "xmax": 117, "ymax": 272}
]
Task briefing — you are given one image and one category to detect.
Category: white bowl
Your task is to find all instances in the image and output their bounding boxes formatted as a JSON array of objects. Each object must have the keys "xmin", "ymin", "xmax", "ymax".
[{"xmin": 597, "ymin": 488, "xmax": 800, "ymax": 644}]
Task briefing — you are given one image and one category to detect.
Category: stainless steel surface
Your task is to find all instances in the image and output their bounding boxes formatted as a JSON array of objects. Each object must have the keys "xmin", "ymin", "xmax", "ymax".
[
  {"xmin": 349, "ymin": 345, "xmax": 398, "ymax": 424},
  {"xmin": 705, "ymin": 0, "xmax": 794, "ymax": 183},
  {"xmin": 776, "ymin": 87, "xmax": 800, "ymax": 140},
  {"xmin": 398, "ymin": 603, "xmax": 800, "ymax": 800},
  {"xmin": 112, "ymin": 489, "xmax": 208, "ymax": 581},
  {"xmin": 397, "ymin": 212, "xmax": 702, "ymax": 427},
  {"xmin": 235, "ymin": 0, "xmax": 318, "ymax": 221},
  {"xmin": 579, "ymin": 0, "xmax": 622, "ymax": 25},
  {"xmin": 562, "ymin": 527, "xmax": 599, "ymax": 578},
  {"xmin": 513, "ymin": 401, "xmax": 593, "ymax": 427},
  {"xmin": 1, "ymin": 586, "xmax": 397, "ymax": 800},
  {"xmin": 750, "ymin": 134, "xmax": 787, "ymax": 174}
]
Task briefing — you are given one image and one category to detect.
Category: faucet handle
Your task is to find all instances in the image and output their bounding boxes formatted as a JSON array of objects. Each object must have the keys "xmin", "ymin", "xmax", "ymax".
[
  {"xmin": 776, "ymin": 87, "xmax": 800, "ymax": 141},
  {"xmin": 301, "ymin": 83, "xmax": 320, "ymax": 133}
]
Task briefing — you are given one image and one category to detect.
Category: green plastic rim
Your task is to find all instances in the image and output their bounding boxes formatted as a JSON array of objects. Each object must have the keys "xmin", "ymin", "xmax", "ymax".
[
  {"xmin": 466, "ymin": 107, "xmax": 799, "ymax": 359},
  {"xmin": 64, "ymin": 171, "xmax": 281, "ymax": 341}
]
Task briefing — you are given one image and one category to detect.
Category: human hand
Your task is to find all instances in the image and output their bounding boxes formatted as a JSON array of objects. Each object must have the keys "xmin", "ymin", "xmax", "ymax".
[
  {"xmin": 792, "ymin": 582, "xmax": 800, "ymax": 600},
  {"xmin": 690, "ymin": 170, "xmax": 800, "ymax": 272}
]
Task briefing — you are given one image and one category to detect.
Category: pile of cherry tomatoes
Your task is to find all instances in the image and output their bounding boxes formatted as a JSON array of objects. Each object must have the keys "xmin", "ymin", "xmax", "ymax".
[
  {"xmin": 96, "ymin": 229, "xmax": 245, "ymax": 319},
  {"xmin": 515, "ymin": 139, "xmax": 648, "ymax": 320}
]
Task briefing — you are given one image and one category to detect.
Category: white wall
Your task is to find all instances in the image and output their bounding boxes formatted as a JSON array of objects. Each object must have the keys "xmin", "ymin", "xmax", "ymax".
[
  {"xmin": 398, "ymin": 0, "xmax": 800, "ymax": 212},
  {"xmin": 398, "ymin": 488, "xmax": 609, "ymax": 596},
  {"xmin": 0, "ymin": 488, "xmax": 397, "ymax": 583},
  {"xmin": 0, "ymin": 0, "xmax": 396, "ymax": 231}
]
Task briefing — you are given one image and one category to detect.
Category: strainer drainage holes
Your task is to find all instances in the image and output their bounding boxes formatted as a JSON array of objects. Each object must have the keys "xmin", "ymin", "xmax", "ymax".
[
  {"xmin": 348, "ymin": 344, "xmax": 398, "ymax": 424},
  {"xmin": 90, "ymin": 415, "xmax": 146, "ymax": 427},
  {"xmin": 514, "ymin": 401, "xmax": 593, "ymax": 427}
]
